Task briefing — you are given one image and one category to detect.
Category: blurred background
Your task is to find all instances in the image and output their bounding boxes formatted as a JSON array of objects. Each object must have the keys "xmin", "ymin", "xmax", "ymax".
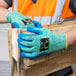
[{"xmin": 0, "ymin": 23, "xmax": 11, "ymax": 76}]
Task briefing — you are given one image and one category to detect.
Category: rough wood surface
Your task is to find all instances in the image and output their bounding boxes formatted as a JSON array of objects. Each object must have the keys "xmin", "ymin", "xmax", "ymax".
[
  {"xmin": 24, "ymin": 51, "xmax": 76, "ymax": 76},
  {"xmin": 8, "ymin": 20, "xmax": 76, "ymax": 76}
]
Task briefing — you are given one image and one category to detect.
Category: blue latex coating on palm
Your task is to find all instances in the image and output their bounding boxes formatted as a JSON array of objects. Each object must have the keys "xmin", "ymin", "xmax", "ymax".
[{"xmin": 18, "ymin": 27, "xmax": 67, "ymax": 58}]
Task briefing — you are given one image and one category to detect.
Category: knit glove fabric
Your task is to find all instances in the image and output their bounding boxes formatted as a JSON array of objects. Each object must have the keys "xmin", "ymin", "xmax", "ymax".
[
  {"xmin": 7, "ymin": 11, "xmax": 41, "ymax": 29},
  {"xmin": 18, "ymin": 27, "xmax": 67, "ymax": 58}
]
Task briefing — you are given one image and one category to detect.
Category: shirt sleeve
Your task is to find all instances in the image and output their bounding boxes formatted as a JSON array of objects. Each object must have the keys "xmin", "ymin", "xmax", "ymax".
[
  {"xmin": 69, "ymin": 0, "xmax": 76, "ymax": 14},
  {"xmin": 4, "ymin": 0, "xmax": 12, "ymax": 7}
]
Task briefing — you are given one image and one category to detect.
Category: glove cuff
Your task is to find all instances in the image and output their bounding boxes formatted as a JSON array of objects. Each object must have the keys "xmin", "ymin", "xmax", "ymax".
[{"xmin": 51, "ymin": 33, "xmax": 67, "ymax": 52}]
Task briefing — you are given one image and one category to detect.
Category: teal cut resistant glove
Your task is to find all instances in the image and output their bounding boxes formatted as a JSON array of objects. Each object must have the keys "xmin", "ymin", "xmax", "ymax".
[
  {"xmin": 18, "ymin": 27, "xmax": 67, "ymax": 58},
  {"xmin": 7, "ymin": 11, "xmax": 42, "ymax": 29}
]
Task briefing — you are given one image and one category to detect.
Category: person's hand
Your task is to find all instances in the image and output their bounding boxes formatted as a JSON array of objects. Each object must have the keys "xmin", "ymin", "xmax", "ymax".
[
  {"xmin": 7, "ymin": 11, "xmax": 42, "ymax": 29},
  {"xmin": 18, "ymin": 27, "xmax": 67, "ymax": 58}
]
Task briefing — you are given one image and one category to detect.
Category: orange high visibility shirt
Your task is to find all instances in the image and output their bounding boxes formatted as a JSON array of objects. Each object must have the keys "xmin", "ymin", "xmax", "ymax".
[
  {"xmin": 12, "ymin": 0, "xmax": 76, "ymax": 25},
  {"xmin": 61, "ymin": 0, "xmax": 76, "ymax": 19}
]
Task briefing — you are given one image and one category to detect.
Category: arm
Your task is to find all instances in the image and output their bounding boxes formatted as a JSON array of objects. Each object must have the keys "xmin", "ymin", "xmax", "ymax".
[
  {"xmin": 0, "ymin": 0, "xmax": 11, "ymax": 23},
  {"xmin": 0, "ymin": 0, "xmax": 41, "ymax": 28},
  {"xmin": 66, "ymin": 28, "xmax": 76, "ymax": 47}
]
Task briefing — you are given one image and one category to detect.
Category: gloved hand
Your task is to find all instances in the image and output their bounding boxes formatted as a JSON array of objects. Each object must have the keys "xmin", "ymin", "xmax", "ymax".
[
  {"xmin": 7, "ymin": 11, "xmax": 41, "ymax": 29},
  {"xmin": 18, "ymin": 27, "xmax": 67, "ymax": 58}
]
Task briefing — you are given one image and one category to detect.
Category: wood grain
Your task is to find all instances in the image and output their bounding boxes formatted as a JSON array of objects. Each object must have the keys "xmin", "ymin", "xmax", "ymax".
[{"xmin": 8, "ymin": 20, "xmax": 76, "ymax": 76}]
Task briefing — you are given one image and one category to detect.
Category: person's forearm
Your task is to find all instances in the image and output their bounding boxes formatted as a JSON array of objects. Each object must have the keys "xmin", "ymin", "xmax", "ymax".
[
  {"xmin": 0, "ymin": 0, "xmax": 11, "ymax": 23},
  {"xmin": 0, "ymin": 7, "xmax": 11, "ymax": 23},
  {"xmin": 66, "ymin": 28, "xmax": 76, "ymax": 47}
]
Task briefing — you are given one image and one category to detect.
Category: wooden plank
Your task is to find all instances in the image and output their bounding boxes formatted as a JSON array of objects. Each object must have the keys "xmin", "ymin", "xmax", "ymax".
[
  {"xmin": 8, "ymin": 20, "xmax": 76, "ymax": 66},
  {"xmin": 24, "ymin": 51, "xmax": 76, "ymax": 76},
  {"xmin": 10, "ymin": 51, "xmax": 76, "ymax": 76},
  {"xmin": 8, "ymin": 30, "xmax": 12, "ymax": 59},
  {"xmin": 46, "ymin": 20, "xmax": 76, "ymax": 29},
  {"xmin": 8, "ymin": 20, "xmax": 76, "ymax": 76}
]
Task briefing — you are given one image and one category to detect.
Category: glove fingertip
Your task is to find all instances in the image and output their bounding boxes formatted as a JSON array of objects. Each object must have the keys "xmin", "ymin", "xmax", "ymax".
[
  {"xmin": 21, "ymin": 52, "xmax": 34, "ymax": 59},
  {"xmin": 18, "ymin": 33, "xmax": 24, "ymax": 38},
  {"xmin": 27, "ymin": 27, "xmax": 34, "ymax": 31},
  {"xmin": 18, "ymin": 44, "xmax": 21, "ymax": 50},
  {"xmin": 12, "ymin": 22, "xmax": 20, "ymax": 28},
  {"xmin": 33, "ymin": 21, "xmax": 42, "ymax": 28},
  {"xmin": 17, "ymin": 39, "xmax": 20, "ymax": 43},
  {"xmin": 33, "ymin": 20, "xmax": 39, "ymax": 24}
]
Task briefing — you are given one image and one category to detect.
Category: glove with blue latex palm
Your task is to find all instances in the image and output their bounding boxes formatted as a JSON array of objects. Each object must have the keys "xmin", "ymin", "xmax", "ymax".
[
  {"xmin": 18, "ymin": 27, "xmax": 67, "ymax": 58},
  {"xmin": 7, "ymin": 11, "xmax": 41, "ymax": 29}
]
